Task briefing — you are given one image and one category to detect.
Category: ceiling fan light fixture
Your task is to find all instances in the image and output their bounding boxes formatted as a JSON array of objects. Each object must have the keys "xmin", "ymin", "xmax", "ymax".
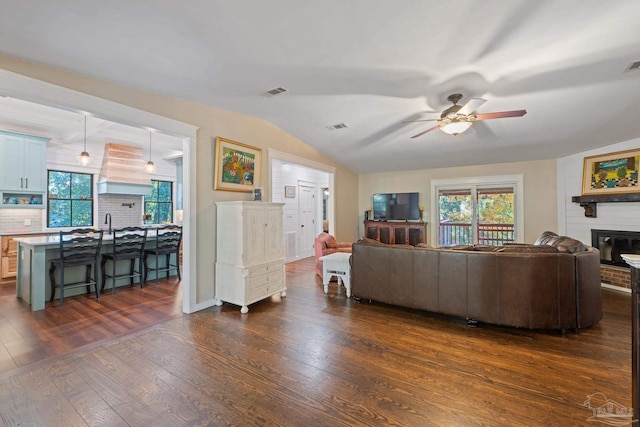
[{"xmin": 439, "ymin": 118, "xmax": 473, "ymax": 135}]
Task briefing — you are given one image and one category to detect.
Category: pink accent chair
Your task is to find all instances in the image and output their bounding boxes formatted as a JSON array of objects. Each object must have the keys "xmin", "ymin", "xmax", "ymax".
[{"xmin": 314, "ymin": 233, "xmax": 353, "ymax": 277}]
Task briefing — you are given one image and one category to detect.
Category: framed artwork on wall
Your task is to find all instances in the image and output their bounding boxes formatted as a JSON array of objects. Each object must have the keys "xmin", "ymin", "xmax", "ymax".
[
  {"xmin": 214, "ymin": 137, "xmax": 262, "ymax": 192},
  {"xmin": 582, "ymin": 148, "xmax": 640, "ymax": 195},
  {"xmin": 285, "ymin": 185, "xmax": 296, "ymax": 198}
]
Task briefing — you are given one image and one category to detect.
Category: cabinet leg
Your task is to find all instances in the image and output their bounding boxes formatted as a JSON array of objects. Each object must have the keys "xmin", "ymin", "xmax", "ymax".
[
  {"xmin": 240, "ymin": 305, "xmax": 249, "ymax": 314},
  {"xmin": 214, "ymin": 298, "xmax": 223, "ymax": 307},
  {"xmin": 280, "ymin": 290, "xmax": 287, "ymax": 298}
]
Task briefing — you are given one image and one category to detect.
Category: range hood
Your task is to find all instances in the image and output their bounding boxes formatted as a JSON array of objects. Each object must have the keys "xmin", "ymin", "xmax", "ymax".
[{"xmin": 97, "ymin": 143, "xmax": 152, "ymax": 196}]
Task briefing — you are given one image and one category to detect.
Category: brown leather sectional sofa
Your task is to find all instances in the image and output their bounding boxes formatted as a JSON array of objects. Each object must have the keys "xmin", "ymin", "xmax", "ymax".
[{"xmin": 351, "ymin": 233, "xmax": 602, "ymax": 331}]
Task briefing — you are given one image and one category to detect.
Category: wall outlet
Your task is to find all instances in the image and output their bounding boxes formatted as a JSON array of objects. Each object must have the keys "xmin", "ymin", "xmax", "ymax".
[{"xmin": 24, "ymin": 218, "xmax": 31, "ymax": 226}]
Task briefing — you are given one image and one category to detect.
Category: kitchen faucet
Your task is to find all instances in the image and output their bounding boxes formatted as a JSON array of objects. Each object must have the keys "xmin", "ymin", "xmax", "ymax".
[{"xmin": 104, "ymin": 213, "xmax": 112, "ymax": 234}]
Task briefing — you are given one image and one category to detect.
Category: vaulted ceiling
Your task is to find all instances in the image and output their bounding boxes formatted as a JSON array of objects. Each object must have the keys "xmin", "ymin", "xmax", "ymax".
[{"xmin": 1, "ymin": 1, "xmax": 639, "ymax": 174}]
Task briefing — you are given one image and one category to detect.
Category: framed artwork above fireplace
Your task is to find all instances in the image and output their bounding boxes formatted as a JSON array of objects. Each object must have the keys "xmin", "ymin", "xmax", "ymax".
[{"xmin": 582, "ymin": 148, "xmax": 640, "ymax": 195}]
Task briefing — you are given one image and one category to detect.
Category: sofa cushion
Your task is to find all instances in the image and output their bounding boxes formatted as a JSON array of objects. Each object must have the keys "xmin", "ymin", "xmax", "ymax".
[
  {"xmin": 415, "ymin": 243, "xmax": 433, "ymax": 249},
  {"xmin": 471, "ymin": 244, "xmax": 501, "ymax": 252},
  {"xmin": 552, "ymin": 236, "xmax": 586, "ymax": 253},
  {"xmin": 359, "ymin": 237, "xmax": 387, "ymax": 246},
  {"xmin": 534, "ymin": 231, "xmax": 559, "ymax": 246},
  {"xmin": 497, "ymin": 245, "xmax": 560, "ymax": 253},
  {"xmin": 324, "ymin": 234, "xmax": 338, "ymax": 248},
  {"xmin": 441, "ymin": 244, "xmax": 475, "ymax": 251},
  {"xmin": 534, "ymin": 231, "xmax": 586, "ymax": 253}
]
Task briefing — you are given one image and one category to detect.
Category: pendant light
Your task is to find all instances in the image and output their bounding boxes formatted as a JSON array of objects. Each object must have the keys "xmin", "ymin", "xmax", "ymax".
[
  {"xmin": 144, "ymin": 131, "xmax": 156, "ymax": 173},
  {"xmin": 76, "ymin": 115, "xmax": 93, "ymax": 166}
]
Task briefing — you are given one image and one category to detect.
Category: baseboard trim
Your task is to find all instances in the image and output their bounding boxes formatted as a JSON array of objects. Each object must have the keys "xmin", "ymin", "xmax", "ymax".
[{"xmin": 191, "ymin": 298, "xmax": 219, "ymax": 313}]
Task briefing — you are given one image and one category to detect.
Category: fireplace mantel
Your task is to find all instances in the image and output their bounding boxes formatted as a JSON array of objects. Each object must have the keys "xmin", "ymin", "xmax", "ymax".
[{"xmin": 572, "ymin": 193, "xmax": 640, "ymax": 218}]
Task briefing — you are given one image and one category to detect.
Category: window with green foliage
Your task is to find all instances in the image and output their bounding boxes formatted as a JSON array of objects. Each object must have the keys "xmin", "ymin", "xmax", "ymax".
[
  {"xmin": 144, "ymin": 180, "xmax": 173, "ymax": 224},
  {"xmin": 47, "ymin": 170, "xmax": 93, "ymax": 228}
]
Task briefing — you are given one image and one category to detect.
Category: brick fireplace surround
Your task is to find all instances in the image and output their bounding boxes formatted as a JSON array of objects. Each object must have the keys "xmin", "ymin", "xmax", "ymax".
[
  {"xmin": 600, "ymin": 265, "xmax": 631, "ymax": 291},
  {"xmin": 592, "ymin": 229, "xmax": 640, "ymax": 291}
]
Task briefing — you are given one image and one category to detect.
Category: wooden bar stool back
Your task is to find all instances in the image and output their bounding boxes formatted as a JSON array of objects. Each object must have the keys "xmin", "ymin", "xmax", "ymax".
[
  {"xmin": 49, "ymin": 228, "xmax": 104, "ymax": 306},
  {"xmin": 101, "ymin": 226, "xmax": 148, "ymax": 294},
  {"xmin": 144, "ymin": 225, "xmax": 182, "ymax": 285}
]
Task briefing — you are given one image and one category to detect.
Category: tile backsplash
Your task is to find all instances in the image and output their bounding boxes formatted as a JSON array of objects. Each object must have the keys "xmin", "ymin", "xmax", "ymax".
[
  {"xmin": 0, "ymin": 209, "xmax": 43, "ymax": 232},
  {"xmin": 0, "ymin": 194, "xmax": 146, "ymax": 233},
  {"xmin": 98, "ymin": 194, "xmax": 145, "ymax": 229}
]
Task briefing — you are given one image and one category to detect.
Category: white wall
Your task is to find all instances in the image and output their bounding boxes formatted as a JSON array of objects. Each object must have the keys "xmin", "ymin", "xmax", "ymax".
[
  {"xmin": 360, "ymin": 159, "xmax": 557, "ymax": 244},
  {"xmin": 271, "ymin": 159, "xmax": 329, "ymax": 261},
  {"xmin": 557, "ymin": 137, "xmax": 640, "ymax": 244}
]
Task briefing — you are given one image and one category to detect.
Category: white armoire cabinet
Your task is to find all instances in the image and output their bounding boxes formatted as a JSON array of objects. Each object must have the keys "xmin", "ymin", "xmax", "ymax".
[{"xmin": 214, "ymin": 201, "xmax": 286, "ymax": 313}]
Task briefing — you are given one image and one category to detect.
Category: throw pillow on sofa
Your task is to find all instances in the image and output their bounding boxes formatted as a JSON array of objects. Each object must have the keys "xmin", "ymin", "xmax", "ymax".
[{"xmin": 534, "ymin": 231, "xmax": 586, "ymax": 253}]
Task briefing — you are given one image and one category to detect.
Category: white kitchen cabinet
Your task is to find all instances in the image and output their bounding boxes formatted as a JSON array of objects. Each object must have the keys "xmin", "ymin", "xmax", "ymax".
[
  {"xmin": 214, "ymin": 201, "xmax": 286, "ymax": 313},
  {"xmin": 0, "ymin": 131, "xmax": 48, "ymax": 193}
]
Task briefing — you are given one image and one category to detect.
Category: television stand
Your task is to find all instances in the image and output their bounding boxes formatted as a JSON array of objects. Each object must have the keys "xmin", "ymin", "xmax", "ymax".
[{"xmin": 364, "ymin": 220, "xmax": 426, "ymax": 245}]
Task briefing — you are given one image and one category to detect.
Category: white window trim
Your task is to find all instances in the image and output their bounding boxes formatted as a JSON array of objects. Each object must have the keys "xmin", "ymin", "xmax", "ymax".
[{"xmin": 430, "ymin": 174, "xmax": 524, "ymax": 246}]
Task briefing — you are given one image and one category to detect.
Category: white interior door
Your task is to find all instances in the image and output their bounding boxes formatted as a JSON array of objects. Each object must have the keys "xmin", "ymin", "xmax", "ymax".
[{"xmin": 298, "ymin": 184, "xmax": 315, "ymax": 258}]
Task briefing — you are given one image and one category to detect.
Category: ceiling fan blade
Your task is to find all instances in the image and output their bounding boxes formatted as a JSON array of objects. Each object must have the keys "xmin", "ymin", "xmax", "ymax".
[
  {"xmin": 411, "ymin": 125, "xmax": 440, "ymax": 139},
  {"xmin": 402, "ymin": 118, "xmax": 439, "ymax": 123},
  {"xmin": 457, "ymin": 98, "xmax": 487, "ymax": 116},
  {"xmin": 475, "ymin": 110, "xmax": 527, "ymax": 120}
]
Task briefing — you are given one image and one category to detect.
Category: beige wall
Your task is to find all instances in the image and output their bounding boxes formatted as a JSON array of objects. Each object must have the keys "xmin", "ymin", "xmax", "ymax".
[
  {"xmin": 0, "ymin": 55, "xmax": 359, "ymax": 306},
  {"xmin": 359, "ymin": 159, "xmax": 557, "ymax": 244}
]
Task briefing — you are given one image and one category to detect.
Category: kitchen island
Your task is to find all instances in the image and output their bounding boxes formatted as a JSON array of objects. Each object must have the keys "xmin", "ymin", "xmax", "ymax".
[{"xmin": 16, "ymin": 231, "xmax": 176, "ymax": 311}]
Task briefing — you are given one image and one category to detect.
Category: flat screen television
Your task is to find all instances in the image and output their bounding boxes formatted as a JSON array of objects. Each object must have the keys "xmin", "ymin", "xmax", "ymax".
[{"xmin": 372, "ymin": 192, "xmax": 420, "ymax": 221}]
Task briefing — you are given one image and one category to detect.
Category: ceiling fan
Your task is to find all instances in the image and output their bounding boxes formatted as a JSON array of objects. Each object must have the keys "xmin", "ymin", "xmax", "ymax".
[{"xmin": 405, "ymin": 93, "xmax": 527, "ymax": 138}]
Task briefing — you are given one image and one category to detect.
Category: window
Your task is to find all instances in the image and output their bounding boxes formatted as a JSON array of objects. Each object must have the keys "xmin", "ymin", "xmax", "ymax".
[
  {"xmin": 47, "ymin": 170, "xmax": 93, "ymax": 228},
  {"xmin": 431, "ymin": 175, "xmax": 524, "ymax": 246},
  {"xmin": 144, "ymin": 180, "xmax": 173, "ymax": 224}
]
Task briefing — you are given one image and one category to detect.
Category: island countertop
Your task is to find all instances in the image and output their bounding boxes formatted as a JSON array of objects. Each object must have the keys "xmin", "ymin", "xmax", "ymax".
[{"xmin": 14, "ymin": 233, "xmax": 115, "ymax": 247}]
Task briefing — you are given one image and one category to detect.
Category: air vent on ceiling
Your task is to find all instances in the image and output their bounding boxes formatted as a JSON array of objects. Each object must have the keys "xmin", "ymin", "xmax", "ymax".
[
  {"xmin": 625, "ymin": 60, "xmax": 640, "ymax": 72},
  {"xmin": 326, "ymin": 122, "xmax": 349, "ymax": 131},
  {"xmin": 260, "ymin": 87, "xmax": 288, "ymax": 97}
]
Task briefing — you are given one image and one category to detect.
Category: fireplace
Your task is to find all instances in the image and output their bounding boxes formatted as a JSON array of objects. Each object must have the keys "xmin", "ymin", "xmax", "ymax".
[{"xmin": 591, "ymin": 229, "xmax": 640, "ymax": 267}]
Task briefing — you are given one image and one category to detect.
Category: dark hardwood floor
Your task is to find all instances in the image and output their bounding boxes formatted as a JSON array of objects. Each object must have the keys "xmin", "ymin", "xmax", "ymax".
[
  {"xmin": 0, "ymin": 257, "xmax": 632, "ymax": 426},
  {"xmin": 0, "ymin": 276, "xmax": 183, "ymax": 374}
]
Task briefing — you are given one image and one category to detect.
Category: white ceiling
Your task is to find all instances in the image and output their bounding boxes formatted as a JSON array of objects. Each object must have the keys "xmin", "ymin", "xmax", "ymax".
[
  {"xmin": 1, "ymin": 1, "xmax": 639, "ymax": 174},
  {"xmin": 0, "ymin": 97, "xmax": 184, "ymax": 158}
]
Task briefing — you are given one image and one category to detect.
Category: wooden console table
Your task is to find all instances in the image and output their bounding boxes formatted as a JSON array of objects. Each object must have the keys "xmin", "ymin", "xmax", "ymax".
[{"xmin": 364, "ymin": 221, "xmax": 426, "ymax": 245}]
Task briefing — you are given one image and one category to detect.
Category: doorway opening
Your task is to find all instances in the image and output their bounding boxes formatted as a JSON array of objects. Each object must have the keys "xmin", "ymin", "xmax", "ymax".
[{"xmin": 268, "ymin": 150, "xmax": 335, "ymax": 263}]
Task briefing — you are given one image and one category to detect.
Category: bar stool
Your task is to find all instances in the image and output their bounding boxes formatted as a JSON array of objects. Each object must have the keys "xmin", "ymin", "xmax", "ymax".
[
  {"xmin": 144, "ymin": 225, "xmax": 182, "ymax": 285},
  {"xmin": 49, "ymin": 228, "xmax": 104, "ymax": 306},
  {"xmin": 101, "ymin": 227, "xmax": 148, "ymax": 294}
]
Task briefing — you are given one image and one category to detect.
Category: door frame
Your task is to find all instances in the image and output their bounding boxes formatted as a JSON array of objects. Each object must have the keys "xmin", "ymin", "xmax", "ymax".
[
  {"xmin": 267, "ymin": 149, "xmax": 335, "ymax": 261},
  {"xmin": 0, "ymin": 69, "xmax": 200, "ymax": 313}
]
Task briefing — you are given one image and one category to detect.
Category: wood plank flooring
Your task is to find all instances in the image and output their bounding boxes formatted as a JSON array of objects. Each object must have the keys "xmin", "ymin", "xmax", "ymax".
[
  {"xmin": 0, "ymin": 276, "xmax": 183, "ymax": 374},
  {"xmin": 0, "ymin": 257, "xmax": 633, "ymax": 426}
]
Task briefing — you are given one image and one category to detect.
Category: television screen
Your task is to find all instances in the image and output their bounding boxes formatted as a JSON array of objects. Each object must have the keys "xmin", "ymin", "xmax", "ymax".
[{"xmin": 372, "ymin": 192, "xmax": 420, "ymax": 221}]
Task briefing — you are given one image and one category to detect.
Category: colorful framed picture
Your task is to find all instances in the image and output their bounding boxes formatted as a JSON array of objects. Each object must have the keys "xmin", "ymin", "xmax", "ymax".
[
  {"xmin": 582, "ymin": 148, "xmax": 640, "ymax": 195},
  {"xmin": 214, "ymin": 137, "xmax": 262, "ymax": 192},
  {"xmin": 285, "ymin": 185, "xmax": 296, "ymax": 198}
]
